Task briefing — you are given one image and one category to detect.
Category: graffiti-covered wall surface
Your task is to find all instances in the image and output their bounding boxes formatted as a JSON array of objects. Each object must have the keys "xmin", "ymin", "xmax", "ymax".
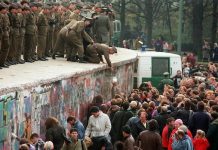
[{"xmin": 0, "ymin": 63, "xmax": 134, "ymax": 150}]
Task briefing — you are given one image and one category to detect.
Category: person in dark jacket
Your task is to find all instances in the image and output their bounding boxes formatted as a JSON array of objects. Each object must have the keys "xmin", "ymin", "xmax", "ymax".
[
  {"xmin": 153, "ymin": 106, "xmax": 170, "ymax": 134},
  {"xmin": 136, "ymin": 119, "xmax": 162, "ymax": 150},
  {"xmin": 131, "ymin": 109, "xmax": 149, "ymax": 140},
  {"xmin": 206, "ymin": 113, "xmax": 218, "ymax": 150},
  {"xmin": 111, "ymin": 101, "xmax": 133, "ymax": 143},
  {"xmin": 189, "ymin": 101, "xmax": 210, "ymax": 136},
  {"xmin": 45, "ymin": 117, "xmax": 69, "ymax": 150}
]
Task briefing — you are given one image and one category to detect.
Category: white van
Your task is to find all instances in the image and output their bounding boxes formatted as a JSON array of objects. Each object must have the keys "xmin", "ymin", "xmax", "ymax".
[{"xmin": 134, "ymin": 51, "xmax": 182, "ymax": 88}]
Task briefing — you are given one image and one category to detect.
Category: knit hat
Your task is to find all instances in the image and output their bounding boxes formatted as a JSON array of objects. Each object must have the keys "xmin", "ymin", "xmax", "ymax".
[{"xmin": 175, "ymin": 119, "xmax": 183, "ymax": 125}]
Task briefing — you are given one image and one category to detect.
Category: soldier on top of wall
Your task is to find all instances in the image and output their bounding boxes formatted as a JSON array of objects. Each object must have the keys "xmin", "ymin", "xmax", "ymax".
[
  {"xmin": 92, "ymin": 3, "xmax": 111, "ymax": 45},
  {"xmin": 0, "ymin": 2, "xmax": 10, "ymax": 69}
]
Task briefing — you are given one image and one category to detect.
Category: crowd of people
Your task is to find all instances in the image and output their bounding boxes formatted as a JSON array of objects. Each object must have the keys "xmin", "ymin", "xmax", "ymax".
[
  {"xmin": 0, "ymin": 0, "xmax": 117, "ymax": 69},
  {"xmin": 13, "ymin": 54, "xmax": 218, "ymax": 150}
]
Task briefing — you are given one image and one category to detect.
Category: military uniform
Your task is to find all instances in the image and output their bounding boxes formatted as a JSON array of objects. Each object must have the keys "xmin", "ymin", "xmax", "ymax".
[
  {"xmin": 17, "ymin": 11, "xmax": 26, "ymax": 63},
  {"xmin": 24, "ymin": 11, "xmax": 37, "ymax": 62},
  {"xmin": 0, "ymin": 12, "xmax": 10, "ymax": 67},
  {"xmin": 8, "ymin": 9, "xmax": 21, "ymax": 63},
  {"xmin": 93, "ymin": 13, "xmax": 111, "ymax": 45},
  {"xmin": 158, "ymin": 72, "xmax": 174, "ymax": 94},
  {"xmin": 65, "ymin": 21, "xmax": 93, "ymax": 62},
  {"xmin": 86, "ymin": 43, "xmax": 112, "ymax": 67},
  {"xmin": 37, "ymin": 11, "xmax": 48, "ymax": 60}
]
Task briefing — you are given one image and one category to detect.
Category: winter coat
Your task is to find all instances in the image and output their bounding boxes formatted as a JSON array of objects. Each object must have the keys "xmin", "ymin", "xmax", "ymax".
[
  {"xmin": 162, "ymin": 125, "xmax": 174, "ymax": 148},
  {"xmin": 45, "ymin": 125, "xmax": 66, "ymax": 150},
  {"xmin": 137, "ymin": 130, "xmax": 162, "ymax": 150},
  {"xmin": 206, "ymin": 118, "xmax": 218, "ymax": 150},
  {"xmin": 189, "ymin": 111, "xmax": 210, "ymax": 136},
  {"xmin": 193, "ymin": 138, "xmax": 209, "ymax": 150},
  {"xmin": 123, "ymin": 135, "xmax": 135, "ymax": 150},
  {"xmin": 172, "ymin": 135, "xmax": 193, "ymax": 150},
  {"xmin": 168, "ymin": 128, "xmax": 193, "ymax": 150}
]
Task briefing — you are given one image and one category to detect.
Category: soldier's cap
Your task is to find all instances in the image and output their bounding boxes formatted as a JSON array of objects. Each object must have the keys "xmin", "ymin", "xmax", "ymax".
[
  {"xmin": 15, "ymin": 3, "xmax": 23, "ymax": 9},
  {"xmin": 35, "ymin": 2, "xmax": 43, "ymax": 7},
  {"xmin": 62, "ymin": 2, "xmax": 69, "ymax": 8},
  {"xmin": 20, "ymin": 0, "xmax": 29, "ymax": 6},
  {"xmin": 76, "ymin": 2, "xmax": 83, "ymax": 9},
  {"xmin": 22, "ymin": 5, "xmax": 30, "ymax": 10},
  {"xmin": 42, "ymin": 4, "xmax": 51, "ymax": 10},
  {"xmin": 0, "ymin": 2, "xmax": 8, "ymax": 10},
  {"xmin": 29, "ymin": 2, "xmax": 36, "ymax": 7},
  {"xmin": 94, "ymin": 2, "xmax": 102, "ymax": 8},
  {"xmin": 9, "ymin": 3, "xmax": 18, "ymax": 10},
  {"xmin": 163, "ymin": 72, "xmax": 169, "ymax": 76},
  {"xmin": 80, "ymin": 11, "xmax": 93, "ymax": 20},
  {"xmin": 3, "ymin": 0, "xmax": 10, "ymax": 5}
]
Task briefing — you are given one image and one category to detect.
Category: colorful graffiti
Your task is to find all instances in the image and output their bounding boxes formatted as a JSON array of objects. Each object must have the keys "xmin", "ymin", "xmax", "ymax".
[{"xmin": 0, "ymin": 63, "xmax": 134, "ymax": 149}]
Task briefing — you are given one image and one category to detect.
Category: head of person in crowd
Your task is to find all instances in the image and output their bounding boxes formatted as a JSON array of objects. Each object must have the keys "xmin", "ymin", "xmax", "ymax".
[
  {"xmin": 30, "ymin": 133, "xmax": 40, "ymax": 145},
  {"xmin": 206, "ymin": 90, "xmax": 215, "ymax": 100},
  {"xmin": 90, "ymin": 106, "xmax": 100, "ymax": 118},
  {"xmin": 138, "ymin": 109, "xmax": 147, "ymax": 124},
  {"xmin": 178, "ymin": 125, "xmax": 188, "ymax": 134},
  {"xmin": 42, "ymin": 5, "xmax": 50, "ymax": 14},
  {"xmin": 74, "ymin": 2, "xmax": 83, "ymax": 14},
  {"xmin": 175, "ymin": 129, "xmax": 186, "ymax": 140},
  {"xmin": 67, "ymin": 116, "xmax": 77, "ymax": 126},
  {"xmin": 45, "ymin": 117, "xmax": 59, "ymax": 129},
  {"xmin": 121, "ymin": 101, "xmax": 129, "ymax": 110},
  {"xmin": 92, "ymin": 94, "xmax": 103, "ymax": 105},
  {"xmin": 69, "ymin": 128, "xmax": 79, "ymax": 142},
  {"xmin": 44, "ymin": 141, "xmax": 54, "ymax": 150},
  {"xmin": 100, "ymin": 104, "xmax": 109, "ymax": 114},
  {"xmin": 195, "ymin": 129, "xmax": 206, "ymax": 139},
  {"xmin": 197, "ymin": 101, "xmax": 205, "ymax": 112},
  {"xmin": 130, "ymin": 100, "xmax": 138, "ymax": 110},
  {"xmin": 19, "ymin": 144, "xmax": 30, "ymax": 150},
  {"xmin": 122, "ymin": 125, "xmax": 132, "ymax": 138},
  {"xmin": 22, "ymin": 5, "xmax": 30, "ymax": 14},
  {"xmin": 148, "ymin": 119, "xmax": 159, "ymax": 132},
  {"xmin": 167, "ymin": 117, "xmax": 175, "ymax": 127},
  {"xmin": 174, "ymin": 119, "xmax": 183, "ymax": 129},
  {"xmin": 16, "ymin": 3, "xmax": 23, "ymax": 13}
]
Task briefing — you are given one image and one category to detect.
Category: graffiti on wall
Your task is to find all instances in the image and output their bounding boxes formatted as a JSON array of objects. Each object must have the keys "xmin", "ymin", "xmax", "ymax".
[{"xmin": 0, "ymin": 63, "xmax": 134, "ymax": 149}]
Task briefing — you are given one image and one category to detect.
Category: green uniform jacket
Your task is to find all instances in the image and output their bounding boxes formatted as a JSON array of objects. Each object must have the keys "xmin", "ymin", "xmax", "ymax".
[
  {"xmin": 37, "ymin": 12, "xmax": 48, "ymax": 36},
  {"xmin": 158, "ymin": 78, "xmax": 174, "ymax": 93},
  {"xmin": 25, "ymin": 12, "xmax": 37, "ymax": 35},
  {"xmin": 93, "ymin": 14, "xmax": 111, "ymax": 44},
  {"xmin": 86, "ymin": 43, "xmax": 112, "ymax": 67}
]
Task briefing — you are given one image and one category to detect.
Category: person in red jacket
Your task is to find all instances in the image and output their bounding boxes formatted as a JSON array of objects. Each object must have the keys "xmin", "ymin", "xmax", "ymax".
[
  {"xmin": 193, "ymin": 129, "xmax": 209, "ymax": 150},
  {"xmin": 162, "ymin": 117, "xmax": 175, "ymax": 150}
]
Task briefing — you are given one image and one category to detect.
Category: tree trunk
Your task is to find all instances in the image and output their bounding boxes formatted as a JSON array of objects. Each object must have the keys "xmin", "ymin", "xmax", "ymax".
[
  {"xmin": 145, "ymin": 0, "xmax": 153, "ymax": 47},
  {"xmin": 166, "ymin": 0, "xmax": 173, "ymax": 41},
  {"xmin": 120, "ymin": 0, "xmax": 126, "ymax": 47},
  {"xmin": 211, "ymin": 0, "xmax": 218, "ymax": 45},
  {"xmin": 192, "ymin": 0, "xmax": 203, "ymax": 58}
]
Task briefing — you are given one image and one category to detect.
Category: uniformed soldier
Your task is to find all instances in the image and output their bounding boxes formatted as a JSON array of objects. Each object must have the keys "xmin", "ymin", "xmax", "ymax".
[
  {"xmin": 7, "ymin": 3, "xmax": 20, "ymax": 65},
  {"xmin": 93, "ymin": 3, "xmax": 111, "ymax": 45},
  {"xmin": 16, "ymin": 3, "xmax": 25, "ymax": 64},
  {"xmin": 37, "ymin": 5, "xmax": 49, "ymax": 61},
  {"xmin": 158, "ymin": 72, "xmax": 174, "ymax": 94},
  {"xmin": 85, "ymin": 43, "xmax": 117, "ymax": 68},
  {"xmin": 0, "ymin": 2, "xmax": 10, "ymax": 68},
  {"xmin": 24, "ymin": 2, "xmax": 37, "ymax": 62},
  {"xmin": 65, "ymin": 13, "xmax": 94, "ymax": 63}
]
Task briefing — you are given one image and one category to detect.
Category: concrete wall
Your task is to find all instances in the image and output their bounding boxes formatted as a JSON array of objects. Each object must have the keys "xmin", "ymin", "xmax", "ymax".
[{"xmin": 0, "ymin": 63, "xmax": 134, "ymax": 150}]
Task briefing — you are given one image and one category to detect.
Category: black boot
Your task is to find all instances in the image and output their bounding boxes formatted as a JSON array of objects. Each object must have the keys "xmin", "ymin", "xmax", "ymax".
[
  {"xmin": 78, "ymin": 57, "xmax": 87, "ymax": 63},
  {"xmin": 71, "ymin": 56, "xmax": 78, "ymax": 62}
]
